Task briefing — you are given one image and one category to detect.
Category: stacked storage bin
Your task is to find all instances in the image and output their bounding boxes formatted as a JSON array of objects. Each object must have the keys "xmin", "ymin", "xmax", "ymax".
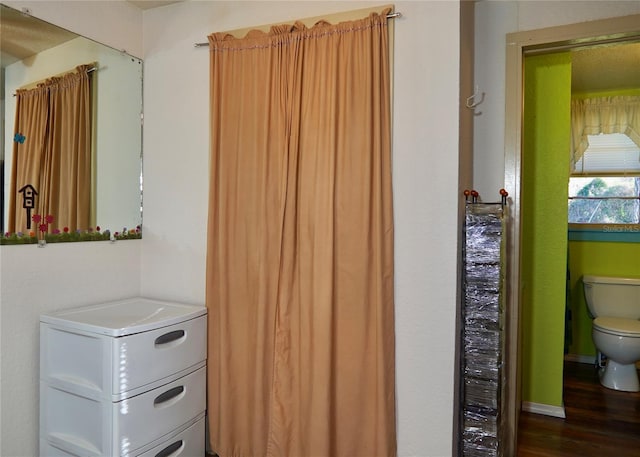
[
  {"xmin": 39, "ymin": 297, "xmax": 207, "ymax": 457},
  {"xmin": 461, "ymin": 203, "xmax": 505, "ymax": 457}
]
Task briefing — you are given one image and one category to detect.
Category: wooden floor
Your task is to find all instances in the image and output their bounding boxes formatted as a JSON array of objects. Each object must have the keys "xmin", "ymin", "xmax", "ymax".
[{"xmin": 517, "ymin": 360, "xmax": 640, "ymax": 456}]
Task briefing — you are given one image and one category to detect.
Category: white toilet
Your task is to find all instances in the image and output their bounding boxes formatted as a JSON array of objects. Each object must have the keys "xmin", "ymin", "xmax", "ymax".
[{"xmin": 582, "ymin": 274, "xmax": 640, "ymax": 392}]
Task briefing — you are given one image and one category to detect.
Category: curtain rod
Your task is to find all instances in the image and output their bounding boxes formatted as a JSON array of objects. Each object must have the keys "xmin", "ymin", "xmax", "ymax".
[
  {"xmin": 194, "ymin": 11, "xmax": 402, "ymax": 48},
  {"xmin": 13, "ymin": 66, "xmax": 97, "ymax": 96}
]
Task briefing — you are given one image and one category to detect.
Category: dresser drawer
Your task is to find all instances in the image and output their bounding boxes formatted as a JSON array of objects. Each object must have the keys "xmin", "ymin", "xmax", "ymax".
[
  {"xmin": 41, "ymin": 417, "xmax": 204, "ymax": 457},
  {"xmin": 117, "ymin": 366, "xmax": 206, "ymax": 453},
  {"xmin": 112, "ymin": 315, "xmax": 206, "ymax": 396},
  {"xmin": 41, "ymin": 315, "xmax": 206, "ymax": 399},
  {"xmin": 40, "ymin": 366, "xmax": 206, "ymax": 456},
  {"xmin": 137, "ymin": 416, "xmax": 204, "ymax": 457}
]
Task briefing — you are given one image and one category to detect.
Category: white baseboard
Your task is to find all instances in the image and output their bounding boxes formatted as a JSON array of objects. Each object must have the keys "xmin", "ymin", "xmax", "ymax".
[
  {"xmin": 521, "ymin": 401, "xmax": 566, "ymax": 419},
  {"xmin": 564, "ymin": 353, "xmax": 595, "ymax": 365},
  {"xmin": 565, "ymin": 352, "xmax": 640, "ymax": 369}
]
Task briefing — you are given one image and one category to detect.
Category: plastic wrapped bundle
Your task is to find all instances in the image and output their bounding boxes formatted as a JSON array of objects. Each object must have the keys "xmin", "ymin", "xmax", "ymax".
[
  {"xmin": 465, "ymin": 289, "xmax": 501, "ymax": 315},
  {"xmin": 463, "ymin": 407, "xmax": 500, "ymax": 456},
  {"xmin": 464, "ymin": 348, "xmax": 501, "ymax": 381},
  {"xmin": 464, "ymin": 406, "xmax": 498, "ymax": 436},
  {"xmin": 464, "ymin": 377, "xmax": 499, "ymax": 409},
  {"xmin": 465, "ymin": 328, "xmax": 501, "ymax": 349},
  {"xmin": 463, "ymin": 434, "xmax": 500, "ymax": 457}
]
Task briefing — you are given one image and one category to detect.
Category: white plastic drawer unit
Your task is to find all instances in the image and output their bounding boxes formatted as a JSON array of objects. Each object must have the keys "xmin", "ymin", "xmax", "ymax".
[
  {"xmin": 40, "ymin": 297, "xmax": 207, "ymax": 398},
  {"xmin": 39, "ymin": 297, "xmax": 207, "ymax": 457}
]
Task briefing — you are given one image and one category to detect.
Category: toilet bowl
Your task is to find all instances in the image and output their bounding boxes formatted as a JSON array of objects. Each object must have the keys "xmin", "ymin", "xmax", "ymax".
[
  {"xmin": 583, "ymin": 275, "xmax": 640, "ymax": 392},
  {"xmin": 592, "ymin": 317, "xmax": 640, "ymax": 391}
]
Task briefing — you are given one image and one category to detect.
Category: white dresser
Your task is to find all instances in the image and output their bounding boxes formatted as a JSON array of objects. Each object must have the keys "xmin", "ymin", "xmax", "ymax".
[{"xmin": 39, "ymin": 297, "xmax": 207, "ymax": 457}]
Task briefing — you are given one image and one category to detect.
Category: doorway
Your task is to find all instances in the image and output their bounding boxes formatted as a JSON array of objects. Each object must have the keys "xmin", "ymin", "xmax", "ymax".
[{"xmin": 503, "ymin": 11, "xmax": 640, "ymax": 448}]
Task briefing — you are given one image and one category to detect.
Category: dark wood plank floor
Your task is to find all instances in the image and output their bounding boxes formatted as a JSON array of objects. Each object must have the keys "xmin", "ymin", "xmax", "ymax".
[{"xmin": 517, "ymin": 361, "xmax": 640, "ymax": 456}]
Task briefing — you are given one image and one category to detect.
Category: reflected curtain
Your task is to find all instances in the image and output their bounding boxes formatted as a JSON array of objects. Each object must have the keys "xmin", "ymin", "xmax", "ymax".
[
  {"xmin": 8, "ymin": 65, "xmax": 92, "ymax": 233},
  {"xmin": 206, "ymin": 10, "xmax": 396, "ymax": 457},
  {"xmin": 8, "ymin": 84, "xmax": 49, "ymax": 233},
  {"xmin": 571, "ymin": 96, "xmax": 640, "ymax": 169}
]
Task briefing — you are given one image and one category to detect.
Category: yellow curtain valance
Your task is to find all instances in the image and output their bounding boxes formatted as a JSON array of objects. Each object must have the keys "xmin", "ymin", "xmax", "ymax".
[{"xmin": 571, "ymin": 95, "xmax": 640, "ymax": 169}]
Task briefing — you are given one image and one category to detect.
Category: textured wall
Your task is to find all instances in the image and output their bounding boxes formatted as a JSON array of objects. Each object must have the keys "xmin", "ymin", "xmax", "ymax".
[
  {"xmin": 521, "ymin": 52, "xmax": 572, "ymax": 408},
  {"xmin": 0, "ymin": 241, "xmax": 141, "ymax": 456}
]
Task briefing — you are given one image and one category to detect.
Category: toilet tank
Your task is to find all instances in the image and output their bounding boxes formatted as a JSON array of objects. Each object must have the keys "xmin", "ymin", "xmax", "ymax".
[{"xmin": 583, "ymin": 275, "xmax": 640, "ymax": 319}]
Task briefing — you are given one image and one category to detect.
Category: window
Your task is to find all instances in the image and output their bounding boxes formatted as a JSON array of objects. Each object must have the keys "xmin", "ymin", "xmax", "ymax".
[
  {"xmin": 569, "ymin": 176, "xmax": 640, "ymax": 223},
  {"xmin": 568, "ymin": 133, "xmax": 640, "ymax": 226}
]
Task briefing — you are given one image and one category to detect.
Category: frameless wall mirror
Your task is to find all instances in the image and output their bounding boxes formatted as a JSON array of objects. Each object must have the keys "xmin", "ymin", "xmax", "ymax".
[{"xmin": 0, "ymin": 3, "xmax": 143, "ymax": 242}]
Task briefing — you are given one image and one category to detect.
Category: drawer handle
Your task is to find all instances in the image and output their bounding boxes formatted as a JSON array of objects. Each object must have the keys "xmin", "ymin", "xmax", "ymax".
[
  {"xmin": 154, "ymin": 330, "xmax": 186, "ymax": 347},
  {"xmin": 154, "ymin": 386, "xmax": 185, "ymax": 408},
  {"xmin": 155, "ymin": 440, "xmax": 184, "ymax": 457}
]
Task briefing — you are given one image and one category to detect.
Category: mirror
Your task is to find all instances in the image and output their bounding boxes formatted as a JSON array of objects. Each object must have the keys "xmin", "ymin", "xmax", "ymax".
[{"xmin": 0, "ymin": 3, "xmax": 142, "ymax": 242}]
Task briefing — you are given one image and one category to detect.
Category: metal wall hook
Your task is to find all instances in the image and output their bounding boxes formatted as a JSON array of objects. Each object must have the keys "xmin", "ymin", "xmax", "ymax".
[{"xmin": 465, "ymin": 85, "xmax": 485, "ymax": 111}]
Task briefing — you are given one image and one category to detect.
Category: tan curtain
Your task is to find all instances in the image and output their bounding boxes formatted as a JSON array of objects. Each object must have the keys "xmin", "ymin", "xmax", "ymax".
[
  {"xmin": 206, "ymin": 10, "xmax": 396, "ymax": 457},
  {"xmin": 571, "ymin": 95, "xmax": 640, "ymax": 169},
  {"xmin": 8, "ymin": 65, "xmax": 92, "ymax": 233}
]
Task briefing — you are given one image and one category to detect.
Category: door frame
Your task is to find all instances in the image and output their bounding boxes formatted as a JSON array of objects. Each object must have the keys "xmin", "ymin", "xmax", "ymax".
[{"xmin": 503, "ymin": 13, "xmax": 640, "ymax": 451}]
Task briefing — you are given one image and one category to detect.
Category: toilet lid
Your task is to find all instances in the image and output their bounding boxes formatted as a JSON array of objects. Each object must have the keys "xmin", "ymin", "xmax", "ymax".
[{"xmin": 593, "ymin": 317, "xmax": 640, "ymax": 337}]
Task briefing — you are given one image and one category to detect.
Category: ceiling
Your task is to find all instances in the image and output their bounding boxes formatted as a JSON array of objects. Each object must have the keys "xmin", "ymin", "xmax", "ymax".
[
  {"xmin": 0, "ymin": 2, "xmax": 181, "ymax": 67},
  {"xmin": 0, "ymin": 3, "xmax": 639, "ymax": 93},
  {"xmin": 0, "ymin": 5, "xmax": 77, "ymax": 67},
  {"xmin": 571, "ymin": 41, "xmax": 640, "ymax": 93}
]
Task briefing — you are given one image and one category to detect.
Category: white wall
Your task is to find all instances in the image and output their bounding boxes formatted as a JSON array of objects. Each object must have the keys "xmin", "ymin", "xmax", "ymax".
[
  {"xmin": 0, "ymin": 2, "xmax": 143, "ymax": 456},
  {"xmin": 141, "ymin": 1, "xmax": 462, "ymax": 456},
  {"xmin": 473, "ymin": 0, "xmax": 640, "ymax": 198}
]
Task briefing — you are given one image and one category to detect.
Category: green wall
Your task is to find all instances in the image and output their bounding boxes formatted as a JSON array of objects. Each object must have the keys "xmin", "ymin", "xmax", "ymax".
[
  {"xmin": 521, "ymin": 52, "xmax": 571, "ymax": 408},
  {"xmin": 568, "ymin": 241, "xmax": 640, "ymax": 357}
]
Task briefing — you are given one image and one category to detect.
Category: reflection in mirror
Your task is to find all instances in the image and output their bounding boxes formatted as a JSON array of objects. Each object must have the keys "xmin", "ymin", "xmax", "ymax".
[{"xmin": 0, "ymin": 3, "xmax": 142, "ymax": 242}]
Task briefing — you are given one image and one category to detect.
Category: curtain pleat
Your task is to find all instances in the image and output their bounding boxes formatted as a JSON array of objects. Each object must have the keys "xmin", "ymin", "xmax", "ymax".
[
  {"xmin": 46, "ymin": 66, "xmax": 93, "ymax": 232},
  {"xmin": 8, "ymin": 86, "xmax": 49, "ymax": 233},
  {"xmin": 8, "ymin": 65, "xmax": 92, "ymax": 234},
  {"xmin": 207, "ymin": 10, "xmax": 395, "ymax": 457}
]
